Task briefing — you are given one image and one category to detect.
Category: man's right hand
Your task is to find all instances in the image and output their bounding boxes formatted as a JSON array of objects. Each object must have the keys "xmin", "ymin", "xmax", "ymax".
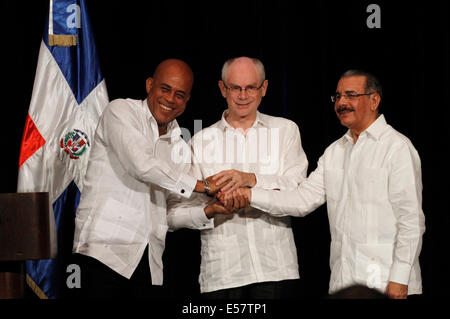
[
  {"xmin": 205, "ymin": 175, "xmax": 228, "ymax": 195},
  {"xmin": 216, "ymin": 187, "xmax": 252, "ymax": 204},
  {"xmin": 204, "ymin": 201, "xmax": 233, "ymax": 218},
  {"xmin": 204, "ymin": 188, "xmax": 250, "ymax": 218}
]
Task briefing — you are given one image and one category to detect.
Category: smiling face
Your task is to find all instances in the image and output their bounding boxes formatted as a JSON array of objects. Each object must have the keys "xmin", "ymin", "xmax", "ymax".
[
  {"xmin": 218, "ymin": 57, "xmax": 268, "ymax": 122},
  {"xmin": 146, "ymin": 59, "xmax": 193, "ymax": 134},
  {"xmin": 334, "ymin": 75, "xmax": 380, "ymax": 135}
]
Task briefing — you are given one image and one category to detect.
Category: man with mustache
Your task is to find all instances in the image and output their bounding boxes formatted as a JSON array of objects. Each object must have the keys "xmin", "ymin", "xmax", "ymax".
[
  {"xmin": 72, "ymin": 59, "xmax": 236, "ymax": 299},
  {"xmin": 168, "ymin": 57, "xmax": 308, "ymax": 298},
  {"xmin": 239, "ymin": 70, "xmax": 425, "ymax": 299}
]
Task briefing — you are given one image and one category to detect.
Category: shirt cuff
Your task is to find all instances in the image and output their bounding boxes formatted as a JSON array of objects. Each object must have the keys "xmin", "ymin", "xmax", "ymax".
[
  {"xmin": 250, "ymin": 188, "xmax": 271, "ymax": 211},
  {"xmin": 389, "ymin": 262, "xmax": 412, "ymax": 285},
  {"xmin": 253, "ymin": 173, "xmax": 299, "ymax": 190},
  {"xmin": 175, "ymin": 173, "xmax": 197, "ymax": 198},
  {"xmin": 254, "ymin": 174, "xmax": 281, "ymax": 190},
  {"xmin": 190, "ymin": 207, "xmax": 214, "ymax": 230},
  {"xmin": 254, "ymin": 173, "xmax": 268, "ymax": 188}
]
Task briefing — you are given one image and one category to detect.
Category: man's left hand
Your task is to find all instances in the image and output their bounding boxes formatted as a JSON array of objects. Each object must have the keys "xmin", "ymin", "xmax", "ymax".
[{"xmin": 386, "ymin": 281, "xmax": 408, "ymax": 299}]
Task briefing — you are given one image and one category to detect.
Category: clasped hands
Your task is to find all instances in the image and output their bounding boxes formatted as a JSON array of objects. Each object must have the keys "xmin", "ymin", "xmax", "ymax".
[{"xmin": 202, "ymin": 170, "xmax": 254, "ymax": 218}]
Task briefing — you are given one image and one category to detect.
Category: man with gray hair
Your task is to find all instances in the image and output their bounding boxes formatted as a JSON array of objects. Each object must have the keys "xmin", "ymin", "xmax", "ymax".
[
  {"xmin": 239, "ymin": 70, "xmax": 425, "ymax": 298},
  {"xmin": 168, "ymin": 56, "xmax": 308, "ymax": 298}
]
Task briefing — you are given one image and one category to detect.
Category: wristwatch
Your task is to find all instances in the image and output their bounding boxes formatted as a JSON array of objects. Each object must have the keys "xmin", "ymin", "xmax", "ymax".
[{"xmin": 203, "ymin": 179, "xmax": 211, "ymax": 194}]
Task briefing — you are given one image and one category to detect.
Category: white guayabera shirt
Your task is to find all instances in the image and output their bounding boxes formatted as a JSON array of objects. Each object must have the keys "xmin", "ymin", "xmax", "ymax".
[
  {"xmin": 168, "ymin": 111, "xmax": 308, "ymax": 293},
  {"xmin": 251, "ymin": 115, "xmax": 425, "ymax": 295},
  {"xmin": 73, "ymin": 99, "xmax": 196, "ymax": 285}
]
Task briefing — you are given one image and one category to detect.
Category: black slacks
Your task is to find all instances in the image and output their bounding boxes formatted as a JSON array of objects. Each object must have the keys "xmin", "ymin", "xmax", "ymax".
[
  {"xmin": 73, "ymin": 246, "xmax": 165, "ymax": 299},
  {"xmin": 202, "ymin": 279, "xmax": 302, "ymax": 299}
]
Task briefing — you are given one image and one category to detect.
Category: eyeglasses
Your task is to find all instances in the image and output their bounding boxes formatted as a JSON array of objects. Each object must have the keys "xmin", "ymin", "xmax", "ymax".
[
  {"xmin": 223, "ymin": 82, "xmax": 265, "ymax": 95},
  {"xmin": 331, "ymin": 92, "xmax": 374, "ymax": 103}
]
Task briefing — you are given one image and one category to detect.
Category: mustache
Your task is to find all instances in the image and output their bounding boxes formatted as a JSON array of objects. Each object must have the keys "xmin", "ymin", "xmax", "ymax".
[{"xmin": 336, "ymin": 106, "xmax": 355, "ymax": 114}]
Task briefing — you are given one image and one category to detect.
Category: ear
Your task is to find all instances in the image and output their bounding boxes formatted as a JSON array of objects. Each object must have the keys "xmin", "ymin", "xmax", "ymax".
[
  {"xmin": 218, "ymin": 80, "xmax": 227, "ymax": 98},
  {"xmin": 370, "ymin": 92, "xmax": 381, "ymax": 112},
  {"xmin": 261, "ymin": 80, "xmax": 268, "ymax": 97},
  {"xmin": 146, "ymin": 77, "xmax": 154, "ymax": 94}
]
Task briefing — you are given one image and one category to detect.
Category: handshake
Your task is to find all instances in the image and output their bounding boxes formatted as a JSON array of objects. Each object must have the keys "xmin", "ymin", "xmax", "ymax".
[{"xmin": 195, "ymin": 170, "xmax": 254, "ymax": 219}]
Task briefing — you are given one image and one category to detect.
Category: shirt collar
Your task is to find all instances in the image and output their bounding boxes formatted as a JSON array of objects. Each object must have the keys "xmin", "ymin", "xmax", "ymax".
[
  {"xmin": 162, "ymin": 119, "xmax": 182, "ymax": 142},
  {"xmin": 142, "ymin": 99, "xmax": 153, "ymax": 120},
  {"xmin": 342, "ymin": 114, "xmax": 387, "ymax": 144},
  {"xmin": 365, "ymin": 114, "xmax": 387, "ymax": 140},
  {"xmin": 218, "ymin": 109, "xmax": 268, "ymax": 131},
  {"xmin": 142, "ymin": 99, "xmax": 182, "ymax": 142}
]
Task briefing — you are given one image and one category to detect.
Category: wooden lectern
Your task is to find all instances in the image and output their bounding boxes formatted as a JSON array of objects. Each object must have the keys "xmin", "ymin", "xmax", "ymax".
[{"xmin": 0, "ymin": 192, "xmax": 56, "ymax": 298}]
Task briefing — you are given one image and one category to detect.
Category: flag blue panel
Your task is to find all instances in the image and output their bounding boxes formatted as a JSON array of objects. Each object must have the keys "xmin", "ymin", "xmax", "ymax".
[
  {"xmin": 43, "ymin": 0, "xmax": 103, "ymax": 105},
  {"xmin": 26, "ymin": 181, "xmax": 81, "ymax": 298}
]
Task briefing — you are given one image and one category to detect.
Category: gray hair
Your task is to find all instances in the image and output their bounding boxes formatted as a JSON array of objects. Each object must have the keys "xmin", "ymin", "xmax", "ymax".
[
  {"xmin": 221, "ymin": 57, "xmax": 266, "ymax": 83},
  {"xmin": 340, "ymin": 69, "xmax": 383, "ymax": 100}
]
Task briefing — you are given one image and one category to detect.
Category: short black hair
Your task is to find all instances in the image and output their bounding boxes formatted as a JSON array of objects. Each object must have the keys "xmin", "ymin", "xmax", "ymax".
[{"xmin": 340, "ymin": 69, "xmax": 383, "ymax": 113}]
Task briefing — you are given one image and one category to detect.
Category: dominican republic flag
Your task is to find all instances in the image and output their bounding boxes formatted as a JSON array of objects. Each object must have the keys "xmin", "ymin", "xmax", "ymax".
[{"xmin": 17, "ymin": 0, "xmax": 108, "ymax": 298}]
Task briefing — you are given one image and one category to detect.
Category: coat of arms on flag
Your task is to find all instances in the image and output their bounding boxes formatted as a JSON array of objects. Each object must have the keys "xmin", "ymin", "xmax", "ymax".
[{"xmin": 60, "ymin": 129, "xmax": 90, "ymax": 159}]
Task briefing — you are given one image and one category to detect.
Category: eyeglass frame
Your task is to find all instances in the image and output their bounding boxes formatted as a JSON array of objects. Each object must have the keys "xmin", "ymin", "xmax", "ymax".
[
  {"xmin": 222, "ymin": 81, "xmax": 266, "ymax": 95},
  {"xmin": 331, "ymin": 92, "xmax": 375, "ymax": 103}
]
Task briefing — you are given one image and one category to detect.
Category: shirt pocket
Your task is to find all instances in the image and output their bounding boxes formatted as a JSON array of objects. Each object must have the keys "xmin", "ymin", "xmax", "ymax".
[
  {"xmin": 355, "ymin": 243, "xmax": 393, "ymax": 290},
  {"xmin": 356, "ymin": 167, "xmax": 389, "ymax": 203},
  {"xmin": 263, "ymin": 224, "xmax": 297, "ymax": 271},
  {"xmin": 93, "ymin": 197, "xmax": 145, "ymax": 245},
  {"xmin": 200, "ymin": 234, "xmax": 241, "ymax": 281},
  {"xmin": 324, "ymin": 168, "xmax": 344, "ymax": 201}
]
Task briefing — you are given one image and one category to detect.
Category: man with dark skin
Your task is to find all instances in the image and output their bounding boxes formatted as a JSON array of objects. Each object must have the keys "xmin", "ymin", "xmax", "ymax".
[{"xmin": 73, "ymin": 59, "xmax": 242, "ymax": 299}]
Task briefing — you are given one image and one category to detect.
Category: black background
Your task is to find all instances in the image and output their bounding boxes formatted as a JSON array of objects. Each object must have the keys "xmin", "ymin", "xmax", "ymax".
[{"xmin": 1, "ymin": 0, "xmax": 449, "ymax": 301}]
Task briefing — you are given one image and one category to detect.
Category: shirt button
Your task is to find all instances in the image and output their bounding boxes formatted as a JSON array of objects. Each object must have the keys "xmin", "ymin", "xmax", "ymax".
[{"xmin": 181, "ymin": 189, "xmax": 185, "ymax": 194}]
